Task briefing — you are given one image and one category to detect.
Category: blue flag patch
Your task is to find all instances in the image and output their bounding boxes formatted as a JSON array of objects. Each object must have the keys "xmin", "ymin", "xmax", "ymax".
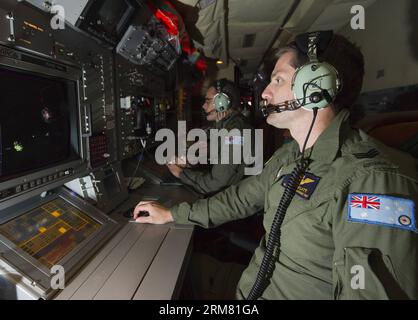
[{"xmin": 347, "ymin": 193, "xmax": 416, "ymax": 232}]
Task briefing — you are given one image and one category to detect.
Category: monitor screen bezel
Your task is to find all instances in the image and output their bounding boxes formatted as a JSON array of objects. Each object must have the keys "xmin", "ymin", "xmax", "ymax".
[
  {"xmin": 0, "ymin": 46, "xmax": 87, "ymax": 203},
  {"xmin": 0, "ymin": 66, "xmax": 80, "ymax": 183},
  {"xmin": 77, "ymin": 0, "xmax": 138, "ymax": 46}
]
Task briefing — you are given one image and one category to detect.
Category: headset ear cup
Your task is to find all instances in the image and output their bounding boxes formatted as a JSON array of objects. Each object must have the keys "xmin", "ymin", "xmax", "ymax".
[
  {"xmin": 214, "ymin": 92, "xmax": 231, "ymax": 112},
  {"xmin": 292, "ymin": 62, "xmax": 341, "ymax": 110}
]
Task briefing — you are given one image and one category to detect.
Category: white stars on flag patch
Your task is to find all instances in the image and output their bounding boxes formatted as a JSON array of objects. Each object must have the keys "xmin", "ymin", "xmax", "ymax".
[{"xmin": 347, "ymin": 193, "xmax": 416, "ymax": 232}]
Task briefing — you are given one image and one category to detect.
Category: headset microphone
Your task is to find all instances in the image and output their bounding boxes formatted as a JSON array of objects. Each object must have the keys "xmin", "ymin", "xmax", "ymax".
[{"xmin": 260, "ymin": 99, "xmax": 301, "ymax": 117}]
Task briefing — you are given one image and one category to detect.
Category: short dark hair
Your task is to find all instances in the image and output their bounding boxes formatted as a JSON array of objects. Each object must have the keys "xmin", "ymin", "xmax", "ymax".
[
  {"xmin": 266, "ymin": 33, "xmax": 365, "ymax": 112},
  {"xmin": 210, "ymin": 78, "xmax": 241, "ymax": 110}
]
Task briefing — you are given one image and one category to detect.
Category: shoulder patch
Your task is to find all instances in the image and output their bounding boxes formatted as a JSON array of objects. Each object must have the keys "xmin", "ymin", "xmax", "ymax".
[{"xmin": 347, "ymin": 193, "xmax": 416, "ymax": 232}]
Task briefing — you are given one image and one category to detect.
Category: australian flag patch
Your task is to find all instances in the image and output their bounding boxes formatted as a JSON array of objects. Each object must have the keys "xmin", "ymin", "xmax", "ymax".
[{"xmin": 348, "ymin": 193, "xmax": 417, "ymax": 232}]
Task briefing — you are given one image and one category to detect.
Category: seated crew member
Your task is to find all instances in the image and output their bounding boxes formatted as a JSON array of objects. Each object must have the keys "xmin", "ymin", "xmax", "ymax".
[
  {"xmin": 167, "ymin": 79, "xmax": 254, "ymax": 195},
  {"xmin": 132, "ymin": 31, "xmax": 418, "ymax": 299}
]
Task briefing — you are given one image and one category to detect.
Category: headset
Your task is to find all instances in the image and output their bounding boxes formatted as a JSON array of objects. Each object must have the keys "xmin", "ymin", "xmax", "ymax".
[
  {"xmin": 261, "ymin": 30, "xmax": 342, "ymax": 115},
  {"xmin": 213, "ymin": 79, "xmax": 231, "ymax": 112}
]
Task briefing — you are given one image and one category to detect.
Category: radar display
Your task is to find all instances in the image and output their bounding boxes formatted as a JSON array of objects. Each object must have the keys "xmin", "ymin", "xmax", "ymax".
[{"xmin": 0, "ymin": 198, "xmax": 101, "ymax": 268}]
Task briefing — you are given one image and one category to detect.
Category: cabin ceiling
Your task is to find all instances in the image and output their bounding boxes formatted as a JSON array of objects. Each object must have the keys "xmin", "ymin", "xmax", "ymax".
[{"xmin": 172, "ymin": 0, "xmax": 376, "ymax": 79}]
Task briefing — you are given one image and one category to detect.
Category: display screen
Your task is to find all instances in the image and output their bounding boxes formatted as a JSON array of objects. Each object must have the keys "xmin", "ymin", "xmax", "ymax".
[
  {"xmin": 98, "ymin": 0, "xmax": 131, "ymax": 35},
  {"xmin": 78, "ymin": 0, "xmax": 135, "ymax": 44},
  {"xmin": 0, "ymin": 198, "xmax": 101, "ymax": 268},
  {"xmin": 0, "ymin": 67, "xmax": 79, "ymax": 182}
]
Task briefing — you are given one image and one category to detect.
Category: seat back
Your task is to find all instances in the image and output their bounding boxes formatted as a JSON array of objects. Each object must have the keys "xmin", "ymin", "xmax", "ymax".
[
  {"xmin": 368, "ymin": 121, "xmax": 418, "ymax": 150},
  {"xmin": 355, "ymin": 111, "xmax": 418, "ymax": 158}
]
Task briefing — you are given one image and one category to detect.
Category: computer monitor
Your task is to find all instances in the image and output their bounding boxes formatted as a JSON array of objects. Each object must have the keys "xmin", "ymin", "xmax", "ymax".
[
  {"xmin": 0, "ymin": 47, "xmax": 114, "ymax": 299},
  {"xmin": 0, "ymin": 46, "xmax": 88, "ymax": 204},
  {"xmin": 77, "ymin": 0, "xmax": 138, "ymax": 46},
  {"xmin": 0, "ymin": 67, "xmax": 79, "ymax": 182}
]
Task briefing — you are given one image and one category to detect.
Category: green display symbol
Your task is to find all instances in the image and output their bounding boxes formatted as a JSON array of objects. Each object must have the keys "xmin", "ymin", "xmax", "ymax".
[{"xmin": 13, "ymin": 141, "xmax": 24, "ymax": 152}]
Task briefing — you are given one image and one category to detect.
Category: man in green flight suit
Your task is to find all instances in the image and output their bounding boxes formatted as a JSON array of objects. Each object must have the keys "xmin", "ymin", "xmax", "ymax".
[
  {"xmin": 167, "ymin": 79, "xmax": 255, "ymax": 195},
  {"xmin": 133, "ymin": 31, "xmax": 418, "ymax": 299}
]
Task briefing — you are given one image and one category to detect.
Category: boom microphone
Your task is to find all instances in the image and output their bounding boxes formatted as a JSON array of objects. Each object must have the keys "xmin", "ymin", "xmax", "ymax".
[{"xmin": 260, "ymin": 99, "xmax": 302, "ymax": 117}]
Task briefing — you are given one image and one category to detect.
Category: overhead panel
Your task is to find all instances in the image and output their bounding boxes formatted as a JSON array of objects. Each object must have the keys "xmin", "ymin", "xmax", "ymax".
[
  {"xmin": 228, "ymin": 0, "xmax": 293, "ymax": 23},
  {"xmin": 242, "ymin": 33, "xmax": 256, "ymax": 48},
  {"xmin": 229, "ymin": 46, "xmax": 270, "ymax": 60},
  {"xmin": 282, "ymin": 0, "xmax": 376, "ymax": 35},
  {"xmin": 269, "ymin": 0, "xmax": 375, "ymax": 76},
  {"xmin": 228, "ymin": 22, "xmax": 277, "ymax": 54},
  {"xmin": 227, "ymin": 0, "xmax": 297, "ymax": 76},
  {"xmin": 280, "ymin": 0, "xmax": 332, "ymax": 34},
  {"xmin": 309, "ymin": 0, "xmax": 376, "ymax": 31}
]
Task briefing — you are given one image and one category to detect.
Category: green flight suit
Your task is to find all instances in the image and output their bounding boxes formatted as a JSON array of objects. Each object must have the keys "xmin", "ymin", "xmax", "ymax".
[
  {"xmin": 171, "ymin": 109, "xmax": 418, "ymax": 299},
  {"xmin": 179, "ymin": 110, "xmax": 254, "ymax": 195}
]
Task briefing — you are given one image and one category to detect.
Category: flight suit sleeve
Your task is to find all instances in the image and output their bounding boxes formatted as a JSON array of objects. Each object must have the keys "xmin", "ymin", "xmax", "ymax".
[
  {"xmin": 179, "ymin": 163, "xmax": 242, "ymax": 195},
  {"xmin": 171, "ymin": 157, "xmax": 275, "ymax": 228},
  {"xmin": 332, "ymin": 170, "xmax": 418, "ymax": 299}
]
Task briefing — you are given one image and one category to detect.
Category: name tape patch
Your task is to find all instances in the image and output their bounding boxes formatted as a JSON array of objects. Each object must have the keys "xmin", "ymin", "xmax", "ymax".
[{"xmin": 282, "ymin": 172, "xmax": 321, "ymax": 200}]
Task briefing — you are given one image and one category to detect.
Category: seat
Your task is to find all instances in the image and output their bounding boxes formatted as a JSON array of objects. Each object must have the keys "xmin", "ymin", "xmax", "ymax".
[{"xmin": 354, "ymin": 110, "xmax": 418, "ymax": 157}]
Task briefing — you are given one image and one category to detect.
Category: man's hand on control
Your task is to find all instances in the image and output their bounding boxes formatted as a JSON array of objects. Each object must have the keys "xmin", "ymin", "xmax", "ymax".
[{"xmin": 133, "ymin": 201, "xmax": 174, "ymax": 224}]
